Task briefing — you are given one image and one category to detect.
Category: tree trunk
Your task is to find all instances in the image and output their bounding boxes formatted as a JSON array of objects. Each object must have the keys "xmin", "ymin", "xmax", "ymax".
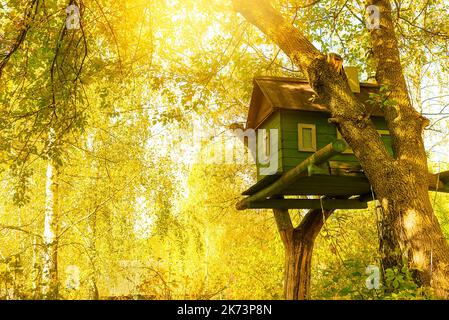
[
  {"xmin": 233, "ymin": 0, "xmax": 449, "ymax": 298},
  {"xmin": 87, "ymin": 211, "xmax": 99, "ymax": 300},
  {"xmin": 366, "ymin": 0, "xmax": 449, "ymax": 297},
  {"xmin": 41, "ymin": 138, "xmax": 60, "ymax": 300},
  {"xmin": 375, "ymin": 172, "xmax": 449, "ymax": 296},
  {"xmin": 274, "ymin": 206, "xmax": 333, "ymax": 300},
  {"xmin": 284, "ymin": 231, "xmax": 314, "ymax": 299},
  {"xmin": 31, "ymin": 234, "xmax": 40, "ymax": 299}
]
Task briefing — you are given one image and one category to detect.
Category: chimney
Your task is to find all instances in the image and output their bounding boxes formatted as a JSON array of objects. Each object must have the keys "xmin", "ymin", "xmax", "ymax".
[{"xmin": 344, "ymin": 66, "xmax": 361, "ymax": 93}]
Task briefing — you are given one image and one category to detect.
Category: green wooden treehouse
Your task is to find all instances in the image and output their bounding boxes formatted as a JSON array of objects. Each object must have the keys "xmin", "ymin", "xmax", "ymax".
[{"xmin": 237, "ymin": 76, "xmax": 449, "ymax": 210}]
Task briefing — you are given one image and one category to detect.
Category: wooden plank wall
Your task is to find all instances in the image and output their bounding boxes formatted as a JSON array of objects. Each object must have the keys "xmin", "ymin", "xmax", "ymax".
[{"xmin": 280, "ymin": 110, "xmax": 394, "ymax": 172}]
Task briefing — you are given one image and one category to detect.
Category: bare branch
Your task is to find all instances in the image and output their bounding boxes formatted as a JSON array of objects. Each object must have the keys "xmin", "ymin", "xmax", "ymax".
[{"xmin": 0, "ymin": 223, "xmax": 41, "ymax": 238}]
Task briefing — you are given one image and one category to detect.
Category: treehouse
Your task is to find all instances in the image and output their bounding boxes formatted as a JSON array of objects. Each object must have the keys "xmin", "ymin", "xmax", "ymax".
[
  {"xmin": 237, "ymin": 76, "xmax": 435, "ymax": 210},
  {"xmin": 237, "ymin": 76, "xmax": 449, "ymax": 210}
]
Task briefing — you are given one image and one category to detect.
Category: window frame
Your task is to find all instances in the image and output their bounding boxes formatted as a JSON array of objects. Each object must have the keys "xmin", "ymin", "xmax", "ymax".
[{"xmin": 298, "ymin": 123, "xmax": 317, "ymax": 152}]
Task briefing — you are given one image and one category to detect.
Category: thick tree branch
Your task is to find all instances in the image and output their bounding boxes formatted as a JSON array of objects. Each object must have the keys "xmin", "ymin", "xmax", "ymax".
[
  {"xmin": 232, "ymin": 0, "xmax": 322, "ymax": 72},
  {"xmin": 297, "ymin": 208, "xmax": 333, "ymax": 241},
  {"xmin": 273, "ymin": 208, "xmax": 294, "ymax": 247},
  {"xmin": 367, "ymin": 0, "xmax": 430, "ymax": 162},
  {"xmin": 428, "ymin": 171, "xmax": 449, "ymax": 191},
  {"xmin": 273, "ymin": 205, "xmax": 334, "ymax": 247}
]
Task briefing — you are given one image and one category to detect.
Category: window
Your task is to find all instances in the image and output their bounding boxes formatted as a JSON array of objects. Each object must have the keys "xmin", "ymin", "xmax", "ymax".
[{"xmin": 298, "ymin": 124, "xmax": 317, "ymax": 152}]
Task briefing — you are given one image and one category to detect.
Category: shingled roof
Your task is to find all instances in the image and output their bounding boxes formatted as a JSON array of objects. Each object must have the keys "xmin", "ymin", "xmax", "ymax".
[{"xmin": 246, "ymin": 77, "xmax": 382, "ymax": 130}]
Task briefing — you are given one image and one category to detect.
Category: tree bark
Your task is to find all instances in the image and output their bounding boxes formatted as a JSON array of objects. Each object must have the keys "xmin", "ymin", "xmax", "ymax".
[
  {"xmin": 233, "ymin": 0, "xmax": 449, "ymax": 298},
  {"xmin": 274, "ymin": 206, "xmax": 333, "ymax": 300},
  {"xmin": 366, "ymin": 0, "xmax": 449, "ymax": 297}
]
